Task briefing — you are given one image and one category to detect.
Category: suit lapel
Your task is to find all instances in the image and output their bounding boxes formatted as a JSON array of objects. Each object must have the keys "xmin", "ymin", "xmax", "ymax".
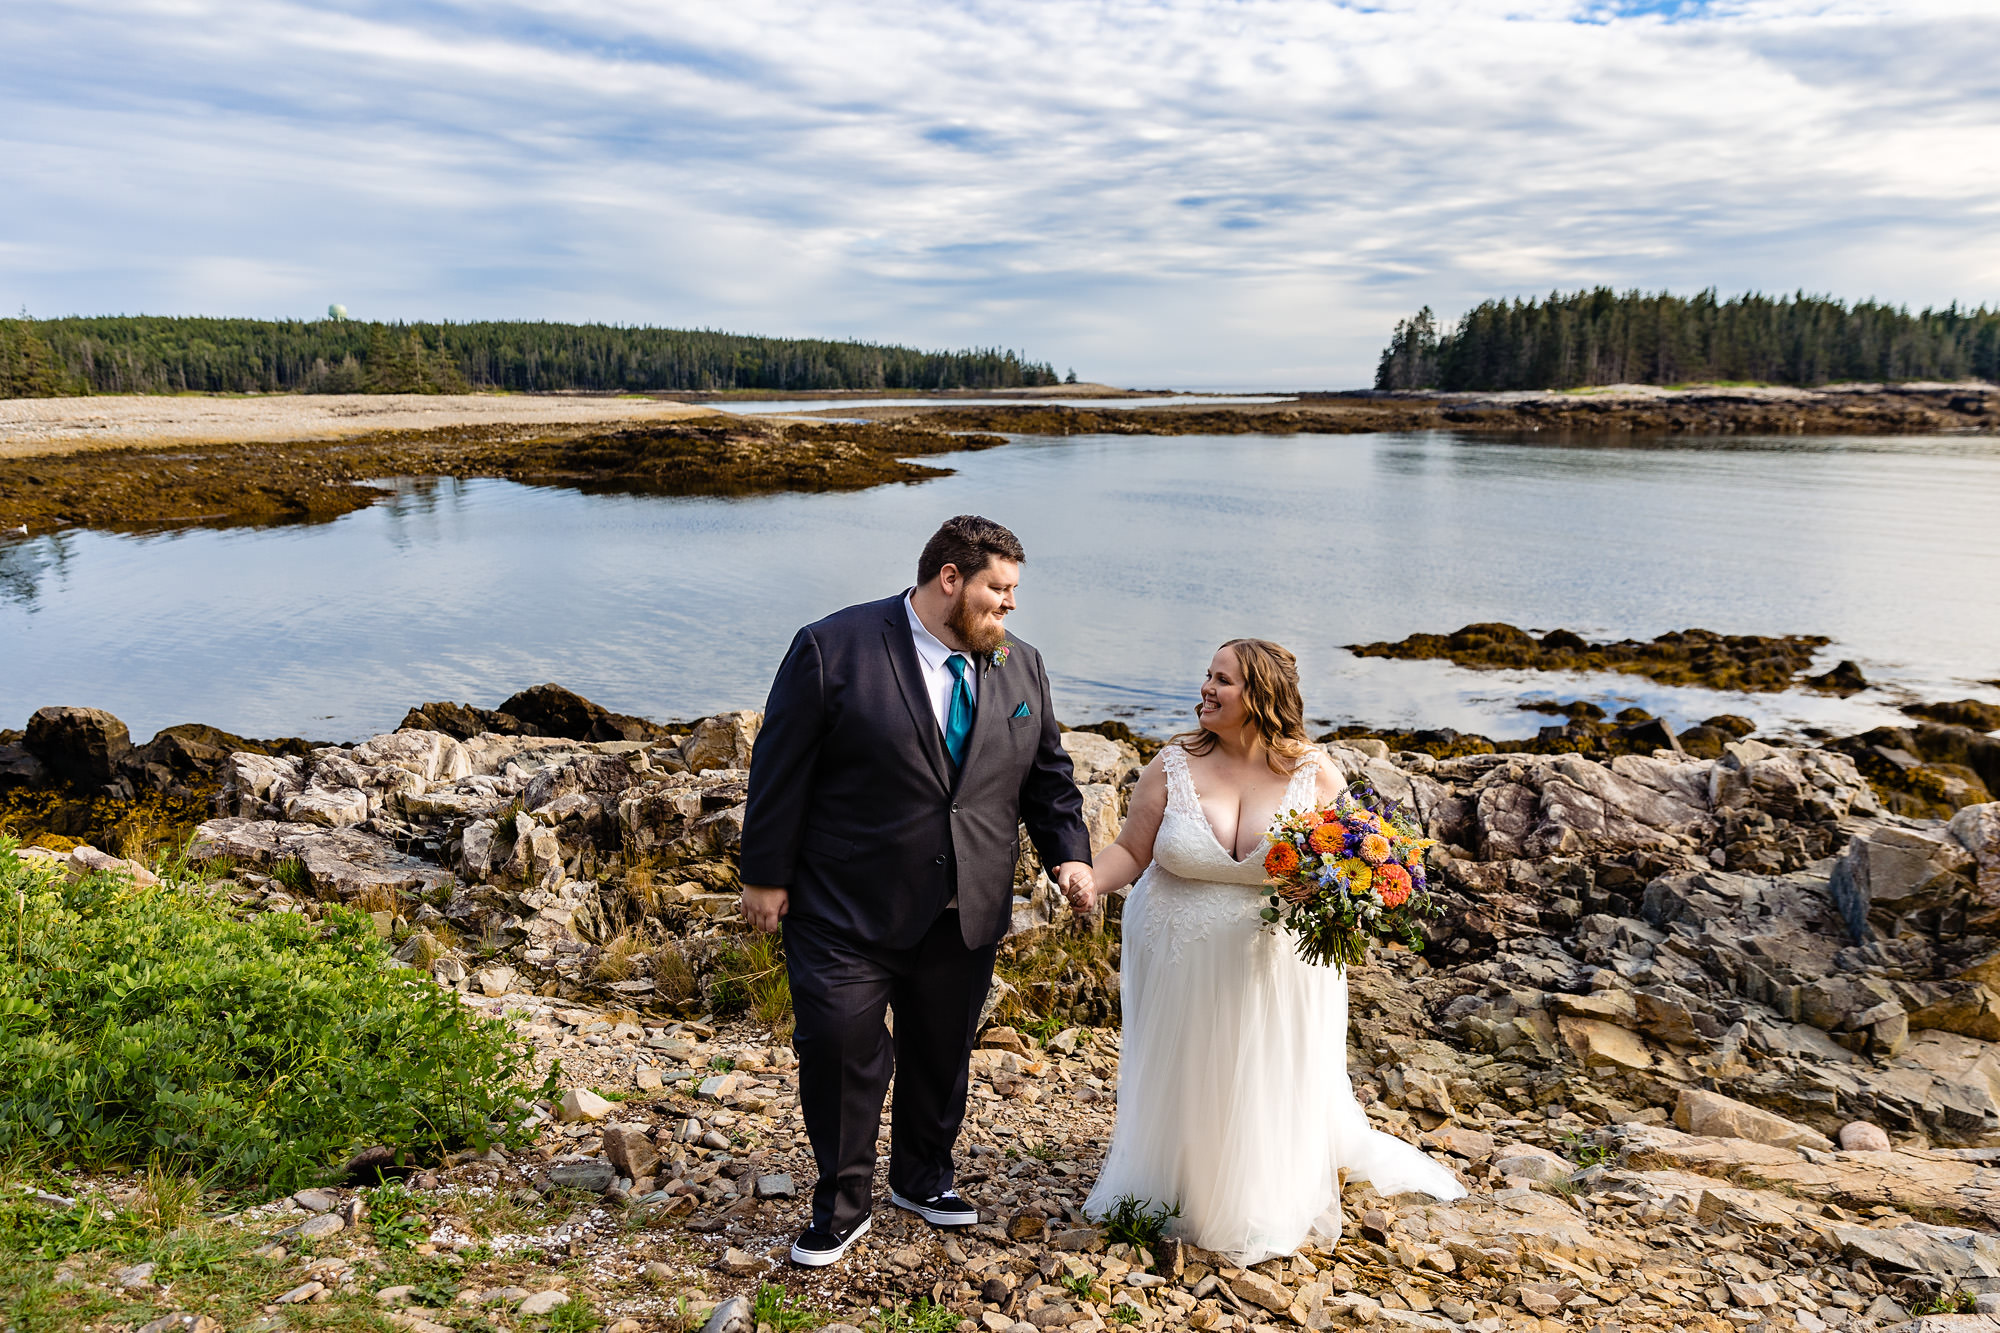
[{"xmin": 881, "ymin": 602, "xmax": 951, "ymax": 791}]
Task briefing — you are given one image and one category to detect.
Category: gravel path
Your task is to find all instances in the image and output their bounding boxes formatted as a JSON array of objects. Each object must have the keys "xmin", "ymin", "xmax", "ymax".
[{"xmin": 0, "ymin": 393, "xmax": 723, "ymax": 459}]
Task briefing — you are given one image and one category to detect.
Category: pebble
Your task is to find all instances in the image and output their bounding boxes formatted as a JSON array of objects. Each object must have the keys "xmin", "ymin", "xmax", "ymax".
[
  {"xmin": 296, "ymin": 1213, "xmax": 344, "ymax": 1238},
  {"xmin": 1838, "ymin": 1121, "xmax": 1892, "ymax": 1152},
  {"xmin": 135, "ymin": 1316, "xmax": 221, "ymax": 1333},
  {"xmin": 276, "ymin": 1281, "xmax": 325, "ymax": 1305},
  {"xmin": 518, "ymin": 1291, "xmax": 569, "ymax": 1315},
  {"xmin": 291, "ymin": 1188, "xmax": 338, "ymax": 1213}
]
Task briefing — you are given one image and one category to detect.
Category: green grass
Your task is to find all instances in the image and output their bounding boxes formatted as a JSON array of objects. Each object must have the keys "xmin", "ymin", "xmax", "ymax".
[
  {"xmin": 363, "ymin": 1180, "xmax": 427, "ymax": 1250},
  {"xmin": 1561, "ymin": 1131, "xmax": 1612, "ymax": 1169},
  {"xmin": 1110, "ymin": 1304, "xmax": 1143, "ymax": 1325},
  {"xmin": 0, "ymin": 838, "xmax": 553, "ymax": 1191},
  {"xmin": 1913, "ymin": 1291, "xmax": 1977, "ymax": 1316},
  {"xmin": 708, "ymin": 934, "xmax": 792, "ymax": 1036},
  {"xmin": 1093, "ymin": 1194, "xmax": 1180, "ymax": 1253},
  {"xmin": 269, "ymin": 855, "xmax": 311, "ymax": 894},
  {"xmin": 873, "ymin": 1298, "xmax": 962, "ymax": 1333},
  {"xmin": 752, "ymin": 1281, "xmax": 823, "ymax": 1331}
]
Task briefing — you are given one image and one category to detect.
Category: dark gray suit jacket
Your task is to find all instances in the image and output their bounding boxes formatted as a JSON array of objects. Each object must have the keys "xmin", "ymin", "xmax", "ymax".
[{"xmin": 741, "ymin": 592, "xmax": 1092, "ymax": 950}]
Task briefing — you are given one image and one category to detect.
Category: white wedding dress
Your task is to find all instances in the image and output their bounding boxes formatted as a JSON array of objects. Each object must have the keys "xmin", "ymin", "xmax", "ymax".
[{"xmin": 1084, "ymin": 745, "xmax": 1465, "ymax": 1263}]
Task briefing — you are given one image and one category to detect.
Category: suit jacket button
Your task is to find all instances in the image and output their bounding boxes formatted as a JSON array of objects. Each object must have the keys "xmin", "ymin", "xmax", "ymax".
[
  {"xmin": 935, "ymin": 854, "xmax": 947, "ymax": 865},
  {"xmin": 951, "ymin": 803, "xmax": 960, "ymax": 813}
]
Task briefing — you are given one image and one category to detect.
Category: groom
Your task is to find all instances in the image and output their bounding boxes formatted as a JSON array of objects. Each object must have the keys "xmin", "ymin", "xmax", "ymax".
[{"xmin": 741, "ymin": 514, "xmax": 1096, "ymax": 1267}]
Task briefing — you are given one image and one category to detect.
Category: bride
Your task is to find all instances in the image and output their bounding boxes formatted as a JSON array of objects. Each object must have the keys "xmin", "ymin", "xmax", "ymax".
[{"xmin": 1080, "ymin": 638, "xmax": 1465, "ymax": 1262}]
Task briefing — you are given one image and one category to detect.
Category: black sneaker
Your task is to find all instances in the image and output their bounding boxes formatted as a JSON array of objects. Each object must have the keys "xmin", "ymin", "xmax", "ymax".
[
  {"xmin": 890, "ymin": 1188, "xmax": 979, "ymax": 1226},
  {"xmin": 790, "ymin": 1215, "xmax": 870, "ymax": 1267}
]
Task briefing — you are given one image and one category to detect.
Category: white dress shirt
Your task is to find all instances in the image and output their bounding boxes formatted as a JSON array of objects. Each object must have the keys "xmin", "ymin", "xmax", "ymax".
[{"xmin": 904, "ymin": 592, "xmax": 977, "ymax": 733}]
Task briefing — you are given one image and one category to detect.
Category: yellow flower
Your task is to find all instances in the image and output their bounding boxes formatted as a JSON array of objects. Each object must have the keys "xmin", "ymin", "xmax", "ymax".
[{"xmin": 1339, "ymin": 858, "xmax": 1373, "ymax": 894}]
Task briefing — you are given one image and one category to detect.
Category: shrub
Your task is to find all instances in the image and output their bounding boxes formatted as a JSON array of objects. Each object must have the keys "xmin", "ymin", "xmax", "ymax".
[{"xmin": 0, "ymin": 839, "xmax": 552, "ymax": 1191}]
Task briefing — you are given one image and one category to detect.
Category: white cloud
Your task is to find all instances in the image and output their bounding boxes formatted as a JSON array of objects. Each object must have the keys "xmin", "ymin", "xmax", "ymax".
[{"xmin": 3, "ymin": 0, "xmax": 1996, "ymax": 384}]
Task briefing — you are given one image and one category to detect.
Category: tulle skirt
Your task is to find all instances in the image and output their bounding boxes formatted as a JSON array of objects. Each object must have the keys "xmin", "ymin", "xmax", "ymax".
[{"xmin": 1084, "ymin": 864, "xmax": 1466, "ymax": 1263}]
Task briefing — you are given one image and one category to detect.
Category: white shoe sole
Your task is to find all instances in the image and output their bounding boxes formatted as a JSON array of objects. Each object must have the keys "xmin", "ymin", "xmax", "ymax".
[
  {"xmin": 890, "ymin": 1190, "xmax": 979, "ymax": 1226},
  {"xmin": 790, "ymin": 1215, "xmax": 869, "ymax": 1267}
]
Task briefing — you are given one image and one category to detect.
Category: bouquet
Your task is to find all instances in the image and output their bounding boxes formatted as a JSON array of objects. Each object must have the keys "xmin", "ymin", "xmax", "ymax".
[{"xmin": 1259, "ymin": 785, "xmax": 1439, "ymax": 971}]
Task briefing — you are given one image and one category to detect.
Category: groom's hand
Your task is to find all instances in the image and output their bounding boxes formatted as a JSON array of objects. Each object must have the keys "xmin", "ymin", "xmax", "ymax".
[
  {"xmin": 1053, "ymin": 861, "xmax": 1095, "ymax": 914},
  {"xmin": 741, "ymin": 884, "xmax": 789, "ymax": 933}
]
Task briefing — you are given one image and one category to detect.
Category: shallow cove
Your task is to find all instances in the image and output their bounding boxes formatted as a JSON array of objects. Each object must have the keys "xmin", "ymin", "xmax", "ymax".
[{"xmin": 3, "ymin": 430, "xmax": 1997, "ymax": 742}]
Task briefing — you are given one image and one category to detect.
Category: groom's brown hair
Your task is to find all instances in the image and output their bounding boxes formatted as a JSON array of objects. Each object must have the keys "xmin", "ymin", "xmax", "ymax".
[{"xmin": 917, "ymin": 515, "xmax": 1026, "ymax": 585}]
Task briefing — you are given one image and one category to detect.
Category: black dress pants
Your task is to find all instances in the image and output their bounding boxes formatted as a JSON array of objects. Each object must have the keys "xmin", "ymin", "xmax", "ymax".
[{"xmin": 783, "ymin": 907, "xmax": 997, "ymax": 1232}]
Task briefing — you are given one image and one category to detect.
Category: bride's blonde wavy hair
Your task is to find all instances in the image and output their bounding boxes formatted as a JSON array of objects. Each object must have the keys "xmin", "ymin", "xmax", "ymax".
[{"xmin": 1171, "ymin": 638, "xmax": 1317, "ymax": 774}]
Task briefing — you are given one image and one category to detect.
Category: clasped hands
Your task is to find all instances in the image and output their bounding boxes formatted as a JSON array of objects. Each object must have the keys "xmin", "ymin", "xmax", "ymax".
[{"xmin": 1052, "ymin": 860, "xmax": 1095, "ymax": 914}]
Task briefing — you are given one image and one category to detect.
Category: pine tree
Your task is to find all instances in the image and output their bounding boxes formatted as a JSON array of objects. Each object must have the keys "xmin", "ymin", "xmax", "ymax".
[{"xmin": 0, "ymin": 319, "xmax": 76, "ymax": 397}]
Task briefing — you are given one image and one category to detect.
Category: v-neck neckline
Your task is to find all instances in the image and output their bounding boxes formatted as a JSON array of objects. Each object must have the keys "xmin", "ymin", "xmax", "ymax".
[{"xmin": 1179, "ymin": 749, "xmax": 1304, "ymax": 866}]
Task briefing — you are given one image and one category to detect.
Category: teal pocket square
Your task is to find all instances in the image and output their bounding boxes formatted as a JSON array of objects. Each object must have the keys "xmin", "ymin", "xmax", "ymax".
[{"xmin": 1012, "ymin": 702, "xmax": 1032, "ymax": 718}]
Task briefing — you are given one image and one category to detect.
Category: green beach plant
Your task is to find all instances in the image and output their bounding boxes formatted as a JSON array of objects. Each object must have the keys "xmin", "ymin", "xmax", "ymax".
[{"xmin": 0, "ymin": 840, "xmax": 552, "ymax": 1191}]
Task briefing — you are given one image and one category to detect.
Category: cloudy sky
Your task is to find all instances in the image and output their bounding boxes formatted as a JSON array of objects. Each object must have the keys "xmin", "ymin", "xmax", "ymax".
[{"xmin": 5, "ymin": 0, "xmax": 1997, "ymax": 386}]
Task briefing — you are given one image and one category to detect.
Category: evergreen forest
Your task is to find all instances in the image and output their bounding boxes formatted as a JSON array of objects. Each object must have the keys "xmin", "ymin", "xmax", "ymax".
[
  {"xmin": 1375, "ymin": 289, "xmax": 2000, "ymax": 391},
  {"xmin": 0, "ymin": 316, "xmax": 1060, "ymax": 397}
]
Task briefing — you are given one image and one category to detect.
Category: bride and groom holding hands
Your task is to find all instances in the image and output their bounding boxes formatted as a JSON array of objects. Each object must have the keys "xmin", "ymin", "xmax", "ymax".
[{"xmin": 740, "ymin": 515, "xmax": 1462, "ymax": 1270}]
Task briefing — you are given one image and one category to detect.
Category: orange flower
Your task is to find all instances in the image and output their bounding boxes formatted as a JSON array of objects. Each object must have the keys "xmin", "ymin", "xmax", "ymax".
[
  {"xmin": 1264, "ymin": 842, "xmax": 1301, "ymax": 878},
  {"xmin": 1359, "ymin": 833, "xmax": 1392, "ymax": 865},
  {"xmin": 1375, "ymin": 863, "xmax": 1413, "ymax": 907},
  {"xmin": 1308, "ymin": 824, "xmax": 1347, "ymax": 855}
]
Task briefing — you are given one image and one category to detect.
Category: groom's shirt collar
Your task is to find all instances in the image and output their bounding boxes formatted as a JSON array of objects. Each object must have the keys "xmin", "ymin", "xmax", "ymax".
[{"xmin": 903, "ymin": 591, "xmax": 978, "ymax": 731}]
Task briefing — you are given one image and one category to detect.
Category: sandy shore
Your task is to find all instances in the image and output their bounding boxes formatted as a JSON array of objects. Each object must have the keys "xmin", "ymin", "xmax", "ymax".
[{"xmin": 0, "ymin": 393, "xmax": 726, "ymax": 460}]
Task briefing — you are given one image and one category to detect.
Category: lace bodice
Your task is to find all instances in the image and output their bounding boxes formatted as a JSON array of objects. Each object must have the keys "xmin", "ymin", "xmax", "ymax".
[{"xmin": 1152, "ymin": 744, "xmax": 1325, "ymax": 885}]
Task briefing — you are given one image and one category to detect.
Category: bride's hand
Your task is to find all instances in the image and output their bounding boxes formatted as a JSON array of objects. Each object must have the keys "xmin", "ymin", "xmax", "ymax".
[{"xmin": 1053, "ymin": 861, "xmax": 1095, "ymax": 913}]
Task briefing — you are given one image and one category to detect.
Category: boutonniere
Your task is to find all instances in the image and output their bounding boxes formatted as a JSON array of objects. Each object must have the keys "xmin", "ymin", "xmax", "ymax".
[{"xmin": 990, "ymin": 643, "xmax": 1010, "ymax": 669}]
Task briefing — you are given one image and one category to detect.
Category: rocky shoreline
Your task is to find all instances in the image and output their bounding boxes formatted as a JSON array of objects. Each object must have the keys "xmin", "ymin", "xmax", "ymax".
[
  {"xmin": 9, "ymin": 683, "xmax": 2000, "ymax": 1333},
  {"xmin": 0, "ymin": 417, "xmax": 1005, "ymax": 534},
  {"xmin": 869, "ymin": 383, "xmax": 2000, "ymax": 439},
  {"xmin": 3, "ymin": 382, "xmax": 1994, "ymax": 538}
]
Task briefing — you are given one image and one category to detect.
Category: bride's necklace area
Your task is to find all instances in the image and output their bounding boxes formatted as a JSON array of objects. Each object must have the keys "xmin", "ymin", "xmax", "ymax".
[{"xmin": 1180, "ymin": 747, "xmax": 1301, "ymax": 864}]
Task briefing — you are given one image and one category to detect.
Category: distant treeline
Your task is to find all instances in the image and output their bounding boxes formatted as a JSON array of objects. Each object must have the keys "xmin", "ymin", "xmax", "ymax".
[
  {"xmin": 0, "ymin": 316, "xmax": 1061, "ymax": 397},
  {"xmin": 1375, "ymin": 289, "xmax": 2000, "ymax": 391}
]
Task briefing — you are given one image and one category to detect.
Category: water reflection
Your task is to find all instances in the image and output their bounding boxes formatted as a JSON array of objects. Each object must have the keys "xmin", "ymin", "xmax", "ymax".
[{"xmin": 2, "ymin": 430, "xmax": 1996, "ymax": 743}]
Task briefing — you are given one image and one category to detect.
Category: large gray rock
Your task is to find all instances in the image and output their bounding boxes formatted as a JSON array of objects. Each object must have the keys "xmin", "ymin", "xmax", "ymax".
[
  {"xmin": 680, "ymin": 710, "xmax": 760, "ymax": 772},
  {"xmin": 189, "ymin": 818, "xmax": 454, "ymax": 899},
  {"xmin": 1077, "ymin": 783, "xmax": 1123, "ymax": 856},
  {"xmin": 1060, "ymin": 731, "xmax": 1139, "ymax": 786},
  {"xmin": 24, "ymin": 706, "xmax": 132, "ymax": 788},
  {"xmin": 1475, "ymin": 751, "xmax": 1712, "ymax": 861},
  {"xmin": 1673, "ymin": 1088, "xmax": 1834, "ymax": 1152},
  {"xmin": 220, "ymin": 751, "xmax": 305, "ymax": 817},
  {"xmin": 1952, "ymin": 803, "xmax": 2000, "ymax": 906},
  {"xmin": 1829, "ymin": 823, "xmax": 1976, "ymax": 941},
  {"xmin": 351, "ymin": 729, "xmax": 470, "ymax": 785},
  {"xmin": 0, "ymin": 742, "xmax": 49, "ymax": 790}
]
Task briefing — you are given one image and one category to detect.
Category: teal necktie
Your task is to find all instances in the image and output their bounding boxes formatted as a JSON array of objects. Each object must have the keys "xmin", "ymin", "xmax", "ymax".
[{"xmin": 943, "ymin": 655, "xmax": 974, "ymax": 768}]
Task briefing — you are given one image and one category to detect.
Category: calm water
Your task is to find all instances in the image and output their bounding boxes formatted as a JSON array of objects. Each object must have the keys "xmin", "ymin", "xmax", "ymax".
[
  {"xmin": 5, "ymin": 431, "xmax": 1998, "ymax": 744},
  {"xmin": 704, "ymin": 395, "xmax": 1296, "ymax": 414}
]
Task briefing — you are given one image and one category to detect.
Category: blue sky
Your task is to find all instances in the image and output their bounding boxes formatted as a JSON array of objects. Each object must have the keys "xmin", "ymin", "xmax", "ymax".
[{"xmin": 5, "ymin": 0, "xmax": 1997, "ymax": 387}]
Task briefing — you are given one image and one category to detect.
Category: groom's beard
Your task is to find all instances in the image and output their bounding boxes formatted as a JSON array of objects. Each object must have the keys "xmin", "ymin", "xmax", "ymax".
[{"xmin": 946, "ymin": 594, "xmax": 1006, "ymax": 656}]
